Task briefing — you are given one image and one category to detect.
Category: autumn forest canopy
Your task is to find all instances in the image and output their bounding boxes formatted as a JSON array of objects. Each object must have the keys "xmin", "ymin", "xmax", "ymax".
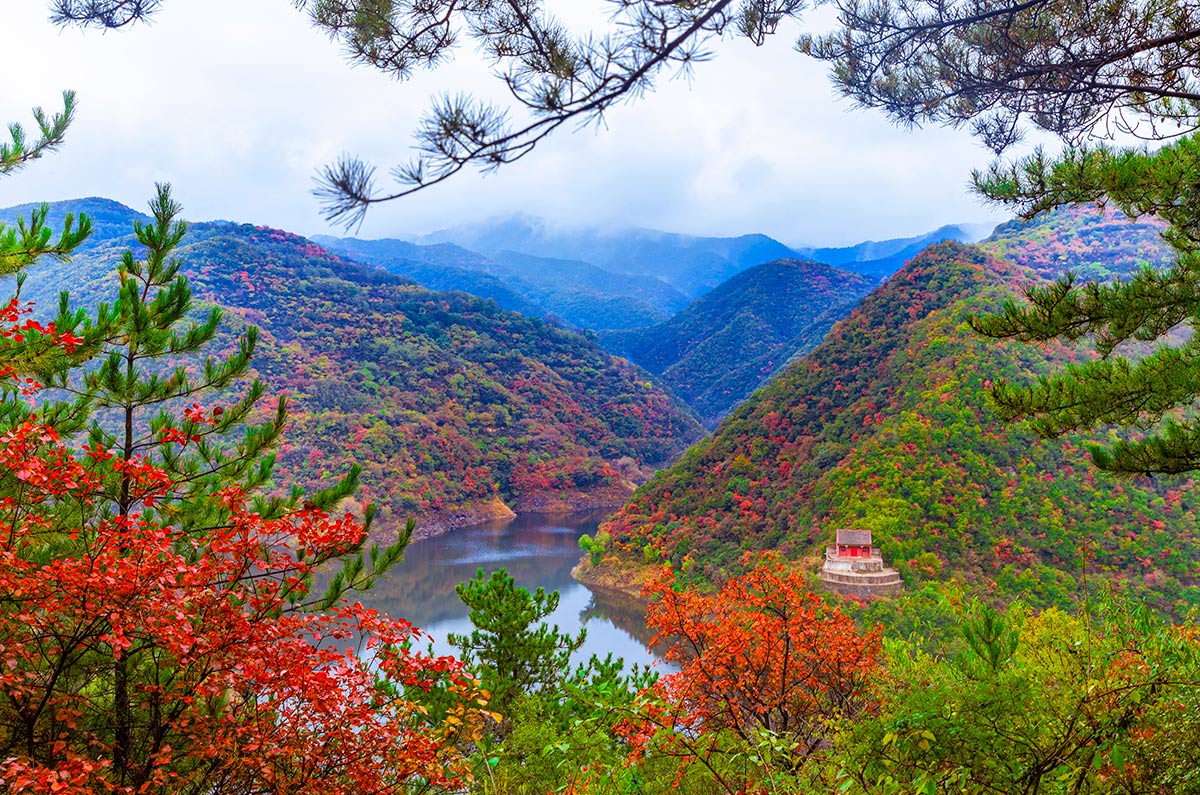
[{"xmin": 3, "ymin": 0, "xmax": 1200, "ymax": 793}]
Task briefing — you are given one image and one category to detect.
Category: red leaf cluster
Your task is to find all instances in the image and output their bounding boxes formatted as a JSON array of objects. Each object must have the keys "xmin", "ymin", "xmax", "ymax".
[
  {"xmin": 619, "ymin": 564, "xmax": 881, "ymax": 785},
  {"xmin": 0, "ymin": 416, "xmax": 483, "ymax": 794}
]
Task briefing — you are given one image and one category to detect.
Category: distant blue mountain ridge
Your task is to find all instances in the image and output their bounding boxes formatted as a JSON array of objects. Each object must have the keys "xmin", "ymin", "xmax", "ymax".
[
  {"xmin": 2, "ymin": 198, "xmax": 984, "ymax": 335},
  {"xmin": 793, "ymin": 223, "xmax": 985, "ymax": 280},
  {"xmin": 409, "ymin": 214, "xmax": 984, "ymax": 293}
]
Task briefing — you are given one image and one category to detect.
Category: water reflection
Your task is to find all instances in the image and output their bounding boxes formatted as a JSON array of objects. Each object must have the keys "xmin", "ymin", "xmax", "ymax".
[{"xmin": 356, "ymin": 512, "xmax": 661, "ymax": 669}]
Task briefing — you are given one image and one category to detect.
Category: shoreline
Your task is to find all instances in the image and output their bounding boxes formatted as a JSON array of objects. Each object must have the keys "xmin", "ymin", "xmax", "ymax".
[
  {"xmin": 571, "ymin": 556, "xmax": 657, "ymax": 605},
  {"xmin": 402, "ymin": 484, "xmax": 636, "ymax": 541}
]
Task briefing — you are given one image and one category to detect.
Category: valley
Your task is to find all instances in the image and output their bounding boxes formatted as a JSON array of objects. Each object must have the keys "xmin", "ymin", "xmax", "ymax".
[
  {"xmin": 6, "ymin": 197, "xmax": 1183, "ymax": 616},
  {"xmin": 2, "ymin": 190, "xmax": 1196, "ymax": 795},
  {"xmin": 6, "ymin": 3, "xmax": 1200, "ymax": 791}
]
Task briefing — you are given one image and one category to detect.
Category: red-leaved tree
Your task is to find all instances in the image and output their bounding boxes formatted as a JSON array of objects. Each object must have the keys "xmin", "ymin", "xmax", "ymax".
[
  {"xmin": 0, "ymin": 187, "xmax": 487, "ymax": 793},
  {"xmin": 621, "ymin": 564, "xmax": 881, "ymax": 792}
]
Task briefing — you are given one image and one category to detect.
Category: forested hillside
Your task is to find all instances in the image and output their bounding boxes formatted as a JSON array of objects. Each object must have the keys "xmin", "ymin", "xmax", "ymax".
[
  {"xmin": 601, "ymin": 259, "xmax": 874, "ymax": 425},
  {"xmin": 591, "ymin": 238, "xmax": 1198, "ymax": 614},
  {"xmin": 980, "ymin": 204, "xmax": 1172, "ymax": 279},
  {"xmin": 3, "ymin": 199, "xmax": 704, "ymax": 537}
]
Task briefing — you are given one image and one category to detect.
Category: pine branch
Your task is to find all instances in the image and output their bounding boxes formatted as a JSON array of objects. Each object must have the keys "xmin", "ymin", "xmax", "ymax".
[
  {"xmin": 49, "ymin": 0, "xmax": 161, "ymax": 28},
  {"xmin": 0, "ymin": 92, "xmax": 77, "ymax": 177}
]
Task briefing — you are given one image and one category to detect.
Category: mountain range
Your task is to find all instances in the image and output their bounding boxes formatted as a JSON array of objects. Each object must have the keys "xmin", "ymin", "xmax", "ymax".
[
  {"xmin": 312, "ymin": 234, "xmax": 690, "ymax": 331},
  {"xmin": 408, "ymin": 214, "xmax": 985, "ymax": 296},
  {"xmin": 795, "ymin": 223, "xmax": 984, "ymax": 280},
  {"xmin": 0, "ymin": 198, "xmax": 704, "ymax": 538},
  {"xmin": 410, "ymin": 215, "xmax": 797, "ymax": 299},
  {"xmin": 584, "ymin": 209, "xmax": 1194, "ymax": 615},
  {"xmin": 601, "ymin": 259, "xmax": 874, "ymax": 426},
  {"xmin": 315, "ymin": 216, "xmax": 984, "ymax": 424}
]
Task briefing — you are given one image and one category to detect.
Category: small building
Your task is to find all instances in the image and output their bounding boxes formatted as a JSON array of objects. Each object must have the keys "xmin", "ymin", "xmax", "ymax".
[
  {"xmin": 819, "ymin": 528, "xmax": 902, "ymax": 598},
  {"xmin": 834, "ymin": 528, "xmax": 873, "ymax": 558}
]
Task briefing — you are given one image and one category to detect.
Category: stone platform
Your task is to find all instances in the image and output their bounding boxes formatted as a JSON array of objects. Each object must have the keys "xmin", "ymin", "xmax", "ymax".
[{"xmin": 819, "ymin": 549, "xmax": 903, "ymax": 598}]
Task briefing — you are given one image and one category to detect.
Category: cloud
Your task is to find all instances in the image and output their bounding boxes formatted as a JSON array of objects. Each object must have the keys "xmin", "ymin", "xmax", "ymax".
[{"xmin": 0, "ymin": 1, "xmax": 1014, "ymax": 246}]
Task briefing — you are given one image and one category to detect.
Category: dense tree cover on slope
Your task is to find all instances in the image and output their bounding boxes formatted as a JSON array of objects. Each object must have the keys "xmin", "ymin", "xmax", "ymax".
[
  {"xmin": 3, "ymin": 198, "xmax": 704, "ymax": 534},
  {"xmin": 596, "ymin": 241, "xmax": 1200, "ymax": 613},
  {"xmin": 184, "ymin": 227, "xmax": 704, "ymax": 524},
  {"xmin": 979, "ymin": 205, "xmax": 1172, "ymax": 283},
  {"xmin": 0, "ymin": 187, "xmax": 487, "ymax": 793},
  {"xmin": 602, "ymin": 259, "xmax": 874, "ymax": 425}
]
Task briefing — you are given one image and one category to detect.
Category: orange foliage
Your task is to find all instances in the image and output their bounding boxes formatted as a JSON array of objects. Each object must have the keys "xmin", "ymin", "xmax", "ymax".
[
  {"xmin": 0, "ymin": 418, "xmax": 485, "ymax": 793},
  {"xmin": 619, "ymin": 564, "xmax": 881, "ymax": 789}
]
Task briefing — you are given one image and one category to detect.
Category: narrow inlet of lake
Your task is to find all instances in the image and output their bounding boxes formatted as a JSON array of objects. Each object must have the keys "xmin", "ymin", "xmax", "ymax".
[{"xmin": 354, "ymin": 512, "xmax": 661, "ymax": 669}]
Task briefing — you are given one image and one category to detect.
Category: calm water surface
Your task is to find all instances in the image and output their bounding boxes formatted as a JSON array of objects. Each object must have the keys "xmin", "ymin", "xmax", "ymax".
[{"xmin": 357, "ymin": 512, "xmax": 660, "ymax": 669}]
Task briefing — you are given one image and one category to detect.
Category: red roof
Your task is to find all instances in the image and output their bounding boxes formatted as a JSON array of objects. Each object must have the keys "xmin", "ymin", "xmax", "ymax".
[{"xmin": 835, "ymin": 528, "xmax": 873, "ymax": 546}]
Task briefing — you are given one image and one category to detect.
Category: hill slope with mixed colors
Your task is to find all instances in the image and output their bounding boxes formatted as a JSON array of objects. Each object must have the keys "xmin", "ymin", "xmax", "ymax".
[
  {"xmin": 2, "ymin": 198, "xmax": 705, "ymax": 537},
  {"xmin": 979, "ymin": 204, "xmax": 1171, "ymax": 279},
  {"xmin": 600, "ymin": 259, "xmax": 874, "ymax": 425},
  {"xmin": 587, "ymin": 226, "xmax": 1197, "ymax": 614}
]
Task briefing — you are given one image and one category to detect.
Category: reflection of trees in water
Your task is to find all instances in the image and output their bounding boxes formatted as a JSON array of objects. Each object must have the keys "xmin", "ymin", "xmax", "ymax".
[
  {"xmin": 348, "ymin": 512, "xmax": 611, "ymax": 630},
  {"xmin": 578, "ymin": 590, "xmax": 675, "ymax": 669},
  {"xmin": 580, "ymin": 589, "xmax": 655, "ymax": 649}
]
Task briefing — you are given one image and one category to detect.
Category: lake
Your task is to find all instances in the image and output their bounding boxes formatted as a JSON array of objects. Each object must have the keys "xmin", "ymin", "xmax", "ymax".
[{"xmin": 354, "ymin": 511, "xmax": 661, "ymax": 670}]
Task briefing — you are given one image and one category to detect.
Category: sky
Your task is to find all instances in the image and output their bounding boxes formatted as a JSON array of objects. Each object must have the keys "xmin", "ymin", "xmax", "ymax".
[{"xmin": 0, "ymin": 1, "xmax": 1025, "ymax": 247}]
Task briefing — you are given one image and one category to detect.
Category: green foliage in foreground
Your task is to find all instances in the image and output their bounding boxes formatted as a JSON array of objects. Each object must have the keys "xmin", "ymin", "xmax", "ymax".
[
  {"xmin": 451, "ymin": 572, "xmax": 1200, "ymax": 795},
  {"xmin": 440, "ymin": 567, "xmax": 657, "ymax": 794},
  {"xmin": 975, "ymin": 135, "xmax": 1200, "ymax": 478},
  {"xmin": 449, "ymin": 568, "xmax": 586, "ymax": 716},
  {"xmin": 0, "ymin": 92, "xmax": 75, "ymax": 178}
]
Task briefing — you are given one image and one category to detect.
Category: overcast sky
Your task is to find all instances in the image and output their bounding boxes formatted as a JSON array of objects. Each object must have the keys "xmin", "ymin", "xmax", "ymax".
[{"xmin": 0, "ymin": 1, "xmax": 1025, "ymax": 247}]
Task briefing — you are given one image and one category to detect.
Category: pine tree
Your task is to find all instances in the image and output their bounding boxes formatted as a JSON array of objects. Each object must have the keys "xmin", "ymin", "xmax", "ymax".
[
  {"xmin": 0, "ymin": 92, "xmax": 76, "ymax": 178},
  {"xmin": 0, "ymin": 186, "xmax": 462, "ymax": 792},
  {"xmin": 0, "ymin": 95, "xmax": 93, "ymax": 378},
  {"xmin": 448, "ymin": 568, "xmax": 585, "ymax": 716},
  {"xmin": 966, "ymin": 138, "xmax": 1200, "ymax": 476}
]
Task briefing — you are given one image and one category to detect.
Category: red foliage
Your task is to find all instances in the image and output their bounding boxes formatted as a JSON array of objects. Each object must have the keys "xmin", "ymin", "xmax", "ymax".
[
  {"xmin": 0, "ymin": 414, "xmax": 484, "ymax": 794},
  {"xmin": 619, "ymin": 564, "xmax": 881, "ymax": 786}
]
